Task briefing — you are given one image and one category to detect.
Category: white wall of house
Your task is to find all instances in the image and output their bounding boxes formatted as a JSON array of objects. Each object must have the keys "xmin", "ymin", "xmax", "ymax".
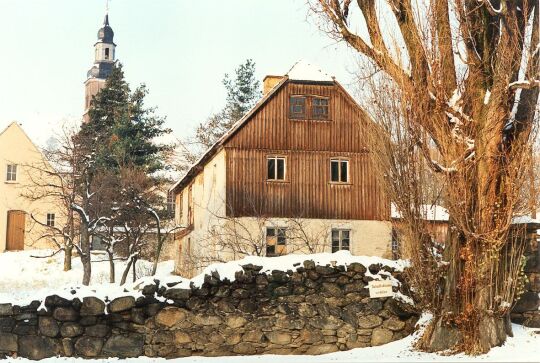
[
  {"xmin": 174, "ymin": 149, "xmax": 227, "ymax": 276},
  {"xmin": 0, "ymin": 122, "xmax": 62, "ymax": 252}
]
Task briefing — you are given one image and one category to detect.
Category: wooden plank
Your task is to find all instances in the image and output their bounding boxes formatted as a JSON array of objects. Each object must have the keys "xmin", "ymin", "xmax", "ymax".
[
  {"xmin": 6, "ymin": 210, "xmax": 25, "ymax": 251},
  {"xmin": 222, "ymin": 81, "xmax": 387, "ymax": 221}
]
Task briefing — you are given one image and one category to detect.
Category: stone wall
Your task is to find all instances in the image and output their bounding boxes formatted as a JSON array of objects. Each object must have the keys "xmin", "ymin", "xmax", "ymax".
[
  {"xmin": 511, "ymin": 227, "xmax": 540, "ymax": 328},
  {"xmin": 0, "ymin": 260, "xmax": 418, "ymax": 360}
]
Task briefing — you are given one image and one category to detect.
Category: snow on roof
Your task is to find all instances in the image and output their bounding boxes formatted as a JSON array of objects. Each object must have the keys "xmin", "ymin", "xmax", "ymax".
[
  {"xmin": 391, "ymin": 203, "xmax": 449, "ymax": 222},
  {"xmin": 286, "ymin": 60, "xmax": 334, "ymax": 82}
]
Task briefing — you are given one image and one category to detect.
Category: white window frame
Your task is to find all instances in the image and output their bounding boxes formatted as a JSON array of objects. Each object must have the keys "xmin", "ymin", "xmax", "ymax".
[
  {"xmin": 267, "ymin": 156, "xmax": 286, "ymax": 181},
  {"xmin": 330, "ymin": 158, "xmax": 349, "ymax": 183},
  {"xmin": 331, "ymin": 229, "xmax": 351, "ymax": 253},
  {"xmin": 6, "ymin": 164, "xmax": 17, "ymax": 182},
  {"xmin": 46, "ymin": 213, "xmax": 55, "ymax": 227}
]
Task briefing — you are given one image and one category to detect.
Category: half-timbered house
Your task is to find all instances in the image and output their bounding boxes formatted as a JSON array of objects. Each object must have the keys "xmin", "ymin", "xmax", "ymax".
[{"xmin": 170, "ymin": 61, "xmax": 391, "ymax": 276}]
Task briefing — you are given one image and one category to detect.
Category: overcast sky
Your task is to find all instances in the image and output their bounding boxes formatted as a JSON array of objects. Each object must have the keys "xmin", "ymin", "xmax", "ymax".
[{"xmin": 0, "ymin": 0, "xmax": 359, "ymax": 146}]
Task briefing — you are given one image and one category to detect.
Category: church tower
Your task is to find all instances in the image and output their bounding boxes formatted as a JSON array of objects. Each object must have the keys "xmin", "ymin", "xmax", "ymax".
[{"xmin": 83, "ymin": 11, "xmax": 117, "ymax": 121}]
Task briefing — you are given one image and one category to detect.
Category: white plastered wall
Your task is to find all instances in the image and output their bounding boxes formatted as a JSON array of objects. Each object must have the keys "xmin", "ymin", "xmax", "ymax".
[
  {"xmin": 174, "ymin": 149, "xmax": 227, "ymax": 276},
  {"xmin": 0, "ymin": 123, "xmax": 64, "ymax": 252}
]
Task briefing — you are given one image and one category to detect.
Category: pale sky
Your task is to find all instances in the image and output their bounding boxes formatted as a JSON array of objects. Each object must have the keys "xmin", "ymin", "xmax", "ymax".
[{"xmin": 0, "ymin": 0, "xmax": 359, "ymax": 146}]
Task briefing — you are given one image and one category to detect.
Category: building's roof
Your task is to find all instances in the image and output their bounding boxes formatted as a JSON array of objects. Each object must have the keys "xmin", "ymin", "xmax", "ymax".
[
  {"xmin": 391, "ymin": 203, "xmax": 449, "ymax": 222},
  {"xmin": 170, "ymin": 62, "xmax": 347, "ymax": 194},
  {"xmin": 97, "ymin": 13, "xmax": 115, "ymax": 44},
  {"xmin": 287, "ymin": 60, "xmax": 334, "ymax": 82}
]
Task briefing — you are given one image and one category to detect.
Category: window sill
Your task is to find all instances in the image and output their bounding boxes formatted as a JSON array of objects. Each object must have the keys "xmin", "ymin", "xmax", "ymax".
[
  {"xmin": 289, "ymin": 117, "xmax": 331, "ymax": 122},
  {"xmin": 329, "ymin": 182, "xmax": 352, "ymax": 186},
  {"xmin": 266, "ymin": 180, "xmax": 290, "ymax": 184},
  {"xmin": 4, "ymin": 181, "xmax": 19, "ymax": 184}
]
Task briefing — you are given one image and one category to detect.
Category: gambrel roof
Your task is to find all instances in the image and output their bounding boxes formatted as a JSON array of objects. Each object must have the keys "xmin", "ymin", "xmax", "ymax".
[{"xmin": 170, "ymin": 62, "xmax": 366, "ymax": 194}]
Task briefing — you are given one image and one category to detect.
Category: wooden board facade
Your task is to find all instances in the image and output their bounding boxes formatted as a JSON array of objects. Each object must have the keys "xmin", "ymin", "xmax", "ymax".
[{"xmin": 223, "ymin": 81, "xmax": 388, "ymax": 221}]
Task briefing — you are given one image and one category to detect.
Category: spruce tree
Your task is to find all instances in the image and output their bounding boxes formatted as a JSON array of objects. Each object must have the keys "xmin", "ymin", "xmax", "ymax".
[
  {"xmin": 197, "ymin": 59, "xmax": 261, "ymax": 149},
  {"xmin": 78, "ymin": 63, "xmax": 172, "ymax": 174}
]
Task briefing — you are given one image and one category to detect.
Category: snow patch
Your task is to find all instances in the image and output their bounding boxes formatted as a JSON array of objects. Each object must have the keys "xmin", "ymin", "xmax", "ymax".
[{"xmin": 286, "ymin": 60, "xmax": 334, "ymax": 82}]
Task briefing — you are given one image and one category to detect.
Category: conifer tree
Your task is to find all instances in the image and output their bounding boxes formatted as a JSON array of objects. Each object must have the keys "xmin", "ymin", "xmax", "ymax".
[{"xmin": 177, "ymin": 59, "xmax": 261, "ymax": 173}]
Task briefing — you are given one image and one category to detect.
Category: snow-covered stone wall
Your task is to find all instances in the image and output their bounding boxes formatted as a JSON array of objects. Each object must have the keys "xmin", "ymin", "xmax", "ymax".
[{"xmin": 0, "ymin": 255, "xmax": 418, "ymax": 359}]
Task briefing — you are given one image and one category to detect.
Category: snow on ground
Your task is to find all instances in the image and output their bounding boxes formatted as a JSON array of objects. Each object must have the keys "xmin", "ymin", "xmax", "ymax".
[
  {"xmin": 5, "ymin": 318, "xmax": 540, "ymax": 362},
  {"xmin": 0, "ymin": 249, "xmax": 175, "ymax": 306},
  {"xmin": 0, "ymin": 250, "xmax": 409, "ymax": 307},
  {"xmin": 1, "ymin": 251, "xmax": 539, "ymax": 362}
]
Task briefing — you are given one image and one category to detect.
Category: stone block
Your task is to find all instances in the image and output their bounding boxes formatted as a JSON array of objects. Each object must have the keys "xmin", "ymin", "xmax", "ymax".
[
  {"xmin": 109, "ymin": 296, "xmax": 135, "ymax": 313},
  {"xmin": 0, "ymin": 304, "xmax": 13, "ymax": 316},
  {"xmin": 53, "ymin": 307, "xmax": 79, "ymax": 322},
  {"xmin": 85, "ymin": 324, "xmax": 110, "ymax": 338},
  {"xmin": 357, "ymin": 315, "xmax": 383, "ymax": 329},
  {"xmin": 265, "ymin": 331, "xmax": 292, "ymax": 345},
  {"xmin": 0, "ymin": 333, "xmax": 17, "ymax": 352},
  {"xmin": 383, "ymin": 316, "xmax": 406, "ymax": 331},
  {"xmin": 75, "ymin": 336, "xmax": 103, "ymax": 357},
  {"xmin": 80, "ymin": 297, "xmax": 105, "ymax": 316},
  {"xmin": 174, "ymin": 331, "xmax": 192, "ymax": 344},
  {"xmin": 226, "ymin": 315, "xmax": 247, "ymax": 328},
  {"xmin": 60, "ymin": 322, "xmax": 84, "ymax": 338},
  {"xmin": 102, "ymin": 334, "xmax": 144, "ymax": 358},
  {"xmin": 305, "ymin": 343, "xmax": 339, "ymax": 355},
  {"xmin": 371, "ymin": 327, "xmax": 393, "ymax": 346},
  {"xmin": 232, "ymin": 342, "xmax": 258, "ymax": 355},
  {"xmin": 18, "ymin": 335, "xmax": 61, "ymax": 360},
  {"xmin": 154, "ymin": 307, "xmax": 188, "ymax": 328}
]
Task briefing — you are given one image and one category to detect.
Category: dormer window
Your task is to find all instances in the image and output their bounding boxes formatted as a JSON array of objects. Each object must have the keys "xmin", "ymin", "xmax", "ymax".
[
  {"xmin": 312, "ymin": 97, "xmax": 329, "ymax": 120},
  {"xmin": 289, "ymin": 95, "xmax": 330, "ymax": 120},
  {"xmin": 289, "ymin": 96, "xmax": 306, "ymax": 119}
]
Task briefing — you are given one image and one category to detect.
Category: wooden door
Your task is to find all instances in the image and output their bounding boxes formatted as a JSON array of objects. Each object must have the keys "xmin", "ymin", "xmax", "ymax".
[{"xmin": 6, "ymin": 210, "xmax": 25, "ymax": 251}]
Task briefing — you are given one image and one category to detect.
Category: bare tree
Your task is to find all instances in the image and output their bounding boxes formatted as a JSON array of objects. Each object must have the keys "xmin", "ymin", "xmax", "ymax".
[{"xmin": 309, "ymin": 0, "xmax": 539, "ymax": 354}]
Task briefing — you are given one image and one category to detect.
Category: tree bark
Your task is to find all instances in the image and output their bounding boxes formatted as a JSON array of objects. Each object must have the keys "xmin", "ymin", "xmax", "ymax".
[
  {"xmin": 108, "ymin": 251, "xmax": 115, "ymax": 284},
  {"xmin": 63, "ymin": 245, "xmax": 73, "ymax": 272},
  {"xmin": 120, "ymin": 258, "xmax": 133, "ymax": 286},
  {"xmin": 80, "ymin": 222, "xmax": 91, "ymax": 286}
]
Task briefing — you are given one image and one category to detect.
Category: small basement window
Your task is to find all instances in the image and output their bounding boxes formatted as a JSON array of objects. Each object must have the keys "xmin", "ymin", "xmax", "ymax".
[
  {"xmin": 267, "ymin": 156, "xmax": 286, "ymax": 181},
  {"xmin": 289, "ymin": 96, "xmax": 306, "ymax": 119},
  {"xmin": 312, "ymin": 97, "xmax": 329, "ymax": 119},
  {"xmin": 330, "ymin": 158, "xmax": 349, "ymax": 183},
  {"xmin": 266, "ymin": 227, "xmax": 287, "ymax": 257},
  {"xmin": 331, "ymin": 229, "xmax": 350, "ymax": 253}
]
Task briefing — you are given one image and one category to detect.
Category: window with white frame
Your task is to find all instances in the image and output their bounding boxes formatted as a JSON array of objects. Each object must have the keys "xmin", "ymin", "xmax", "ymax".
[
  {"xmin": 46, "ymin": 213, "xmax": 55, "ymax": 227},
  {"xmin": 6, "ymin": 164, "xmax": 17, "ymax": 182},
  {"xmin": 331, "ymin": 229, "xmax": 350, "ymax": 252},
  {"xmin": 266, "ymin": 227, "xmax": 287, "ymax": 257},
  {"xmin": 330, "ymin": 158, "xmax": 348, "ymax": 183},
  {"xmin": 267, "ymin": 156, "xmax": 286, "ymax": 181}
]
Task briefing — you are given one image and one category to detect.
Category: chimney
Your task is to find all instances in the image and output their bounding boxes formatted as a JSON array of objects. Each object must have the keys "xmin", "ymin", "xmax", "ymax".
[{"xmin": 263, "ymin": 75, "xmax": 285, "ymax": 95}]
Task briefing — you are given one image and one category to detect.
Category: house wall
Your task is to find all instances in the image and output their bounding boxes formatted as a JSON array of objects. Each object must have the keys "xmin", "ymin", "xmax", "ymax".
[
  {"xmin": 0, "ymin": 123, "xmax": 63, "ymax": 252},
  {"xmin": 174, "ymin": 149, "xmax": 227, "ymax": 276},
  {"xmin": 224, "ymin": 81, "xmax": 388, "ymax": 221},
  {"xmin": 177, "ymin": 215, "xmax": 392, "ymax": 277}
]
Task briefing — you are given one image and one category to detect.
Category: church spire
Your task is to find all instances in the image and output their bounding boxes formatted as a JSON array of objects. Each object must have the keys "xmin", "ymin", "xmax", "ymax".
[{"xmin": 84, "ymin": 5, "xmax": 118, "ymax": 121}]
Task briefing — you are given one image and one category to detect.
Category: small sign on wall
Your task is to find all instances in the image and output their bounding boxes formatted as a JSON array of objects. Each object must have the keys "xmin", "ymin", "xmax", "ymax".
[{"xmin": 368, "ymin": 280, "xmax": 393, "ymax": 298}]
